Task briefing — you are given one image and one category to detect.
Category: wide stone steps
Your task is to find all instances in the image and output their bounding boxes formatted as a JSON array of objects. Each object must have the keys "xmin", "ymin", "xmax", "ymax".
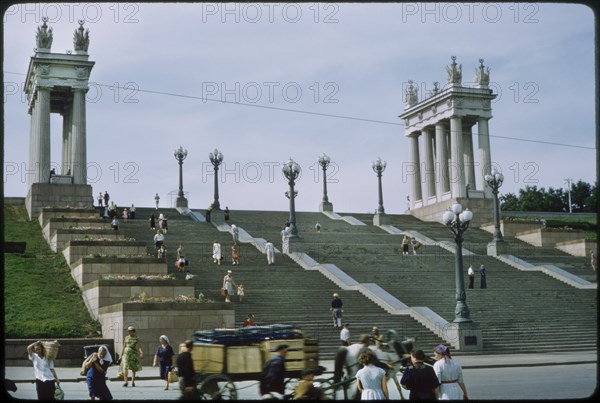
[{"xmin": 118, "ymin": 208, "xmax": 596, "ymax": 355}]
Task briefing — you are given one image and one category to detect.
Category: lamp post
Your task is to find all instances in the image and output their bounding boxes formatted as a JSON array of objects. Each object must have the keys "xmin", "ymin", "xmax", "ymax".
[
  {"xmin": 565, "ymin": 178, "xmax": 573, "ymax": 213},
  {"xmin": 318, "ymin": 153, "xmax": 333, "ymax": 212},
  {"xmin": 174, "ymin": 146, "xmax": 188, "ymax": 208},
  {"xmin": 442, "ymin": 203, "xmax": 473, "ymax": 323},
  {"xmin": 209, "ymin": 148, "xmax": 223, "ymax": 210},
  {"xmin": 282, "ymin": 158, "xmax": 301, "ymax": 237},
  {"xmin": 372, "ymin": 157, "xmax": 387, "ymax": 215},
  {"xmin": 484, "ymin": 168, "xmax": 504, "ymax": 242}
]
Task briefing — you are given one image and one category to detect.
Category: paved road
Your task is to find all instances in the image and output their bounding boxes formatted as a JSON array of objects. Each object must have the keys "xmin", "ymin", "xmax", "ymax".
[{"xmin": 5, "ymin": 351, "xmax": 597, "ymax": 400}]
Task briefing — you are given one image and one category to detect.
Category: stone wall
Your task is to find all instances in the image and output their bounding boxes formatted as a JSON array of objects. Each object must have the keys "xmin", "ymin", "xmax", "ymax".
[
  {"xmin": 27, "ymin": 184, "xmax": 94, "ymax": 221},
  {"xmin": 81, "ymin": 279, "xmax": 195, "ymax": 319},
  {"xmin": 98, "ymin": 302, "xmax": 234, "ymax": 366},
  {"xmin": 63, "ymin": 240, "xmax": 148, "ymax": 265},
  {"xmin": 38, "ymin": 206, "xmax": 99, "ymax": 228},
  {"xmin": 71, "ymin": 257, "xmax": 168, "ymax": 288},
  {"xmin": 554, "ymin": 239, "xmax": 597, "ymax": 257},
  {"xmin": 50, "ymin": 229, "xmax": 124, "ymax": 252},
  {"xmin": 410, "ymin": 197, "xmax": 494, "ymax": 227},
  {"xmin": 516, "ymin": 228, "xmax": 586, "ymax": 247},
  {"xmin": 42, "ymin": 217, "xmax": 111, "ymax": 243},
  {"xmin": 480, "ymin": 220, "xmax": 541, "ymax": 238}
]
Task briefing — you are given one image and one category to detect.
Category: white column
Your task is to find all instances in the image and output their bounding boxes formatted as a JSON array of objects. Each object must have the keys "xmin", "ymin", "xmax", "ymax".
[
  {"xmin": 450, "ymin": 116, "xmax": 465, "ymax": 197},
  {"xmin": 422, "ymin": 127, "xmax": 435, "ymax": 203},
  {"xmin": 32, "ymin": 87, "xmax": 52, "ymax": 184},
  {"xmin": 71, "ymin": 89, "xmax": 87, "ymax": 184},
  {"xmin": 28, "ymin": 93, "xmax": 40, "ymax": 186},
  {"xmin": 478, "ymin": 117, "xmax": 492, "ymax": 198},
  {"xmin": 463, "ymin": 124, "xmax": 476, "ymax": 190},
  {"xmin": 408, "ymin": 133, "xmax": 422, "ymax": 208},
  {"xmin": 435, "ymin": 122, "xmax": 450, "ymax": 197},
  {"xmin": 62, "ymin": 108, "xmax": 72, "ymax": 175}
]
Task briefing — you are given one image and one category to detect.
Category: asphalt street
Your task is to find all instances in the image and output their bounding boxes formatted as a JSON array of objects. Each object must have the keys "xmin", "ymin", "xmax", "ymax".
[{"xmin": 4, "ymin": 351, "xmax": 597, "ymax": 400}]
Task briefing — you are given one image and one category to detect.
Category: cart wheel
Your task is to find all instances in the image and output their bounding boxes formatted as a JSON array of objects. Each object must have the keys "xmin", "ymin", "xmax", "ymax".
[
  {"xmin": 197, "ymin": 374, "xmax": 237, "ymax": 400},
  {"xmin": 284, "ymin": 377, "xmax": 299, "ymax": 396}
]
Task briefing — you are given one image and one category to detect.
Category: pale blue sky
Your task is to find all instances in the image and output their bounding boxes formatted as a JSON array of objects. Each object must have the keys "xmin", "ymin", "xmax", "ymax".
[{"xmin": 3, "ymin": 3, "xmax": 596, "ymax": 213}]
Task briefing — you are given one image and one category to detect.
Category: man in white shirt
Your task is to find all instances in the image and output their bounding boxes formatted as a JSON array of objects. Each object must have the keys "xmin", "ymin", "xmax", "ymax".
[
  {"xmin": 265, "ymin": 240, "xmax": 275, "ymax": 265},
  {"xmin": 340, "ymin": 323, "xmax": 351, "ymax": 346}
]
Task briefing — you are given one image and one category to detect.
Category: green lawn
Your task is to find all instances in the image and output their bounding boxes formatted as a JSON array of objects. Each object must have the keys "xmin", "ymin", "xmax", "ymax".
[{"xmin": 3, "ymin": 205, "xmax": 101, "ymax": 338}]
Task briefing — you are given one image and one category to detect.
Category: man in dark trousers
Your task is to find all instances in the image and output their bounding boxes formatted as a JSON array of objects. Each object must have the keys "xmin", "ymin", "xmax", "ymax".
[
  {"xmin": 103, "ymin": 191, "xmax": 110, "ymax": 207},
  {"xmin": 176, "ymin": 340, "xmax": 196, "ymax": 400},
  {"xmin": 260, "ymin": 344, "xmax": 288, "ymax": 399},
  {"xmin": 331, "ymin": 293, "xmax": 343, "ymax": 328}
]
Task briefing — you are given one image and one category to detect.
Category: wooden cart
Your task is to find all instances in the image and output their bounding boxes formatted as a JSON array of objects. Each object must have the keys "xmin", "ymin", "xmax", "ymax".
[{"xmin": 180, "ymin": 326, "xmax": 319, "ymax": 400}]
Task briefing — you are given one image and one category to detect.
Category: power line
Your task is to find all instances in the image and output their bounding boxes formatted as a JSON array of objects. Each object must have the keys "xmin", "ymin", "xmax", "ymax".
[{"xmin": 4, "ymin": 71, "xmax": 596, "ymax": 150}]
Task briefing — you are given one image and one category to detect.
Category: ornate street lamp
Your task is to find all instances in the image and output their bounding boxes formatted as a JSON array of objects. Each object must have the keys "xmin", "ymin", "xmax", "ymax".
[
  {"xmin": 372, "ymin": 157, "xmax": 387, "ymax": 215},
  {"xmin": 174, "ymin": 146, "xmax": 188, "ymax": 208},
  {"xmin": 318, "ymin": 153, "xmax": 333, "ymax": 211},
  {"xmin": 282, "ymin": 158, "xmax": 301, "ymax": 237},
  {"xmin": 209, "ymin": 148, "xmax": 224, "ymax": 210},
  {"xmin": 442, "ymin": 203, "xmax": 473, "ymax": 323},
  {"xmin": 484, "ymin": 168, "xmax": 504, "ymax": 242}
]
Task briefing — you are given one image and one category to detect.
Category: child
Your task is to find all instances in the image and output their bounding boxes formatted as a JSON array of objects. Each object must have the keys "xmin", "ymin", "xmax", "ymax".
[
  {"xmin": 231, "ymin": 244, "xmax": 240, "ymax": 265},
  {"xmin": 176, "ymin": 257, "xmax": 186, "ymax": 272},
  {"xmin": 185, "ymin": 270, "xmax": 194, "ymax": 280},
  {"xmin": 157, "ymin": 244, "xmax": 167, "ymax": 259},
  {"xmin": 237, "ymin": 283, "xmax": 245, "ymax": 302}
]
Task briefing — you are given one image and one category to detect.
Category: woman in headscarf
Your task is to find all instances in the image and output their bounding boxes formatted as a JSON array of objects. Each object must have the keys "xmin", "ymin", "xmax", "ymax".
[
  {"xmin": 153, "ymin": 335, "xmax": 175, "ymax": 391},
  {"xmin": 84, "ymin": 345, "xmax": 113, "ymax": 400},
  {"xmin": 432, "ymin": 344, "xmax": 469, "ymax": 400}
]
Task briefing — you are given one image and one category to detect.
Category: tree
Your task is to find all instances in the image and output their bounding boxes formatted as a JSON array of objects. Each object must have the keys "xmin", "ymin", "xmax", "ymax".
[
  {"xmin": 499, "ymin": 192, "xmax": 519, "ymax": 210},
  {"xmin": 569, "ymin": 180, "xmax": 592, "ymax": 212}
]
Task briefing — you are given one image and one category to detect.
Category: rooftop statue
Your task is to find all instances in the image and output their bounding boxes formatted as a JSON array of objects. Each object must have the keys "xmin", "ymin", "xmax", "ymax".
[
  {"xmin": 405, "ymin": 80, "xmax": 418, "ymax": 106},
  {"xmin": 74, "ymin": 20, "xmax": 90, "ymax": 52},
  {"xmin": 35, "ymin": 17, "xmax": 53, "ymax": 50},
  {"xmin": 446, "ymin": 55, "xmax": 462, "ymax": 85},
  {"xmin": 475, "ymin": 58, "xmax": 490, "ymax": 88}
]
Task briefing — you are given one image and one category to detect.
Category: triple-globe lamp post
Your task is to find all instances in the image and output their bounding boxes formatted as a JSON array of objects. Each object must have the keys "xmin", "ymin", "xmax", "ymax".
[
  {"xmin": 282, "ymin": 158, "xmax": 301, "ymax": 237},
  {"xmin": 484, "ymin": 168, "xmax": 504, "ymax": 242},
  {"xmin": 372, "ymin": 157, "xmax": 387, "ymax": 214},
  {"xmin": 318, "ymin": 153, "xmax": 333, "ymax": 211},
  {"xmin": 209, "ymin": 148, "xmax": 223, "ymax": 210},
  {"xmin": 174, "ymin": 146, "xmax": 188, "ymax": 207},
  {"xmin": 442, "ymin": 203, "xmax": 473, "ymax": 323}
]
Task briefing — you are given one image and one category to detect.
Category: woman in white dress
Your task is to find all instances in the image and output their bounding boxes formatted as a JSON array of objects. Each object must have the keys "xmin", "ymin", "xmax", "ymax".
[
  {"xmin": 355, "ymin": 349, "xmax": 389, "ymax": 400},
  {"xmin": 222, "ymin": 270, "xmax": 236, "ymax": 302},
  {"xmin": 432, "ymin": 344, "xmax": 469, "ymax": 400},
  {"xmin": 212, "ymin": 240, "xmax": 222, "ymax": 265}
]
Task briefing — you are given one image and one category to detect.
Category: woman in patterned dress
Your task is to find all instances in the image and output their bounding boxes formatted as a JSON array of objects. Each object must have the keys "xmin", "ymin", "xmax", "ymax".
[{"xmin": 120, "ymin": 326, "xmax": 143, "ymax": 387}]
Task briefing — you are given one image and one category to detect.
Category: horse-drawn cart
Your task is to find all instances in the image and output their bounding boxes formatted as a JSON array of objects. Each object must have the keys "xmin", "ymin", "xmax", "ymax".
[{"xmin": 182, "ymin": 324, "xmax": 319, "ymax": 399}]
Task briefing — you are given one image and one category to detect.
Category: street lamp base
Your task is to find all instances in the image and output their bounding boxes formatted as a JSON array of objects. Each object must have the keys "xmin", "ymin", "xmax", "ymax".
[
  {"xmin": 175, "ymin": 197, "xmax": 188, "ymax": 208},
  {"xmin": 487, "ymin": 239, "xmax": 509, "ymax": 257},
  {"xmin": 287, "ymin": 235, "xmax": 303, "ymax": 253},
  {"xmin": 373, "ymin": 213, "xmax": 390, "ymax": 226},
  {"xmin": 444, "ymin": 321, "xmax": 483, "ymax": 351},
  {"xmin": 319, "ymin": 201, "xmax": 333, "ymax": 212}
]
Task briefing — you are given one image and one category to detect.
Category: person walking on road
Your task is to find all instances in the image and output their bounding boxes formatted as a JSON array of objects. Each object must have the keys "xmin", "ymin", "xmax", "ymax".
[
  {"xmin": 400, "ymin": 349, "xmax": 440, "ymax": 400},
  {"xmin": 433, "ymin": 344, "xmax": 469, "ymax": 400},
  {"xmin": 83, "ymin": 345, "xmax": 113, "ymax": 400},
  {"xmin": 260, "ymin": 344, "xmax": 289, "ymax": 399},
  {"xmin": 331, "ymin": 292, "xmax": 343, "ymax": 328},
  {"xmin": 177, "ymin": 340, "xmax": 197, "ymax": 400},
  {"xmin": 152, "ymin": 335, "xmax": 175, "ymax": 391},
  {"xmin": 27, "ymin": 341, "xmax": 60, "ymax": 400},
  {"xmin": 355, "ymin": 349, "xmax": 389, "ymax": 400},
  {"xmin": 119, "ymin": 326, "xmax": 143, "ymax": 387}
]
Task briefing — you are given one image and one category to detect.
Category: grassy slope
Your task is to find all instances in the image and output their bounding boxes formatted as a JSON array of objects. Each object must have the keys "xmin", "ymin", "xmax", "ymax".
[{"xmin": 3, "ymin": 204, "xmax": 101, "ymax": 338}]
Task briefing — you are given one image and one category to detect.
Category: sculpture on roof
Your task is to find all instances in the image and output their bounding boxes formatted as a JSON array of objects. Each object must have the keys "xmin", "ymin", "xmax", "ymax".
[
  {"xmin": 405, "ymin": 80, "xmax": 418, "ymax": 107},
  {"xmin": 475, "ymin": 58, "xmax": 490, "ymax": 88},
  {"xmin": 446, "ymin": 55, "xmax": 462, "ymax": 85},
  {"xmin": 74, "ymin": 20, "xmax": 90, "ymax": 52},
  {"xmin": 35, "ymin": 17, "xmax": 53, "ymax": 50}
]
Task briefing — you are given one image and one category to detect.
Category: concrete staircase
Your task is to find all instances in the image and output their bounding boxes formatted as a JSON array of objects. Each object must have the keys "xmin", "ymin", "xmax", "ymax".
[{"xmin": 119, "ymin": 208, "xmax": 597, "ymax": 357}]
